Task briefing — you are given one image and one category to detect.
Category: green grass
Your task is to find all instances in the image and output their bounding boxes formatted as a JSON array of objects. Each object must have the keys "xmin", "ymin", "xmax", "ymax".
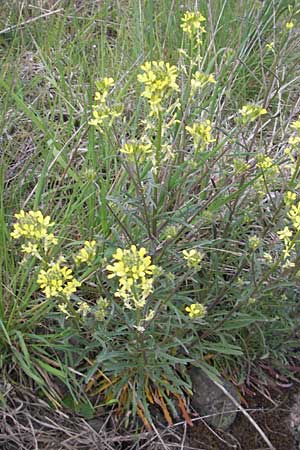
[{"xmin": 1, "ymin": 0, "xmax": 300, "ymax": 426}]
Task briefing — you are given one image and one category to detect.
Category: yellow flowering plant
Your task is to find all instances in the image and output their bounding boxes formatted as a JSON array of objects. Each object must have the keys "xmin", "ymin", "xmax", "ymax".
[{"xmin": 5, "ymin": 3, "xmax": 300, "ymax": 435}]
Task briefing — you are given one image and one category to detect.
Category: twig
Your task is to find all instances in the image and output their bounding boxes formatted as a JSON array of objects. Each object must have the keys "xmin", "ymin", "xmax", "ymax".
[
  {"xmin": 0, "ymin": 9, "xmax": 64, "ymax": 35},
  {"xmin": 151, "ymin": 421, "xmax": 169, "ymax": 450},
  {"xmin": 212, "ymin": 380, "xmax": 276, "ymax": 450}
]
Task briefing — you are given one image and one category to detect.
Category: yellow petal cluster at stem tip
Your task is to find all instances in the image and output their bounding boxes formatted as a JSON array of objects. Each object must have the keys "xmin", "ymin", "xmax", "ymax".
[
  {"xmin": 137, "ymin": 61, "xmax": 179, "ymax": 117},
  {"xmin": 186, "ymin": 120, "xmax": 216, "ymax": 150},
  {"xmin": 119, "ymin": 141, "xmax": 152, "ymax": 159},
  {"xmin": 284, "ymin": 191, "xmax": 297, "ymax": 205},
  {"xmin": 256, "ymin": 154, "xmax": 279, "ymax": 176},
  {"xmin": 182, "ymin": 249, "xmax": 204, "ymax": 269},
  {"xmin": 248, "ymin": 235, "xmax": 261, "ymax": 250},
  {"xmin": 37, "ymin": 259, "xmax": 81, "ymax": 299},
  {"xmin": 291, "ymin": 119, "xmax": 300, "ymax": 133},
  {"xmin": 277, "ymin": 226, "xmax": 293, "ymax": 241},
  {"xmin": 106, "ymin": 245, "xmax": 156, "ymax": 309},
  {"xmin": 181, "ymin": 11, "xmax": 206, "ymax": 36},
  {"xmin": 238, "ymin": 104, "xmax": 267, "ymax": 125},
  {"xmin": 191, "ymin": 71, "xmax": 216, "ymax": 92},
  {"xmin": 77, "ymin": 301, "xmax": 90, "ymax": 318},
  {"xmin": 11, "ymin": 210, "xmax": 57, "ymax": 255},
  {"xmin": 185, "ymin": 303, "xmax": 207, "ymax": 319},
  {"xmin": 288, "ymin": 201, "xmax": 300, "ymax": 230},
  {"xmin": 89, "ymin": 77, "xmax": 122, "ymax": 132},
  {"xmin": 74, "ymin": 240, "xmax": 96, "ymax": 266}
]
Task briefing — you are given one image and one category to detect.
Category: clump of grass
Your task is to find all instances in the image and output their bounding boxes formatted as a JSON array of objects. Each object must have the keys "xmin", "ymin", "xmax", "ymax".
[{"xmin": 1, "ymin": 0, "xmax": 300, "ymax": 428}]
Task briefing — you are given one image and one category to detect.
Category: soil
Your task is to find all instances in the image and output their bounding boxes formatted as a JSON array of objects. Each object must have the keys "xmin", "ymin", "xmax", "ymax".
[
  {"xmin": 1, "ymin": 382, "xmax": 300, "ymax": 449},
  {"xmin": 188, "ymin": 385, "xmax": 299, "ymax": 450}
]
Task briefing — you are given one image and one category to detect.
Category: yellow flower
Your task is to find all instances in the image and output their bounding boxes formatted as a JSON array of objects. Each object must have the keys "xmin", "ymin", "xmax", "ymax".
[
  {"xmin": 277, "ymin": 226, "xmax": 293, "ymax": 242},
  {"xmin": 107, "ymin": 245, "xmax": 155, "ymax": 280},
  {"xmin": 282, "ymin": 259, "xmax": 295, "ymax": 269},
  {"xmin": 37, "ymin": 260, "xmax": 81, "ymax": 299},
  {"xmin": 107, "ymin": 245, "xmax": 156, "ymax": 309},
  {"xmin": 238, "ymin": 104, "xmax": 267, "ymax": 125},
  {"xmin": 291, "ymin": 119, "xmax": 300, "ymax": 133},
  {"xmin": 11, "ymin": 210, "xmax": 57, "ymax": 253},
  {"xmin": 74, "ymin": 240, "xmax": 96, "ymax": 266},
  {"xmin": 182, "ymin": 249, "xmax": 204, "ymax": 269},
  {"xmin": 144, "ymin": 309, "xmax": 155, "ymax": 321},
  {"xmin": 256, "ymin": 154, "xmax": 279, "ymax": 174},
  {"xmin": 288, "ymin": 136, "xmax": 300, "ymax": 147},
  {"xmin": 120, "ymin": 141, "xmax": 152, "ymax": 159},
  {"xmin": 77, "ymin": 301, "xmax": 90, "ymax": 318},
  {"xmin": 186, "ymin": 120, "xmax": 216, "ymax": 149},
  {"xmin": 284, "ymin": 191, "xmax": 297, "ymax": 205},
  {"xmin": 263, "ymin": 252, "xmax": 273, "ymax": 263},
  {"xmin": 185, "ymin": 303, "xmax": 207, "ymax": 319},
  {"xmin": 94, "ymin": 77, "xmax": 115, "ymax": 103},
  {"xmin": 58, "ymin": 303, "xmax": 72, "ymax": 318},
  {"xmin": 191, "ymin": 71, "xmax": 216, "ymax": 92},
  {"xmin": 11, "ymin": 210, "xmax": 53, "ymax": 240},
  {"xmin": 137, "ymin": 61, "xmax": 179, "ymax": 116},
  {"xmin": 181, "ymin": 11, "xmax": 206, "ymax": 36},
  {"xmin": 286, "ymin": 21, "xmax": 294, "ymax": 30},
  {"xmin": 89, "ymin": 77, "xmax": 122, "ymax": 132},
  {"xmin": 287, "ymin": 202, "xmax": 300, "ymax": 230},
  {"xmin": 248, "ymin": 235, "xmax": 261, "ymax": 250},
  {"xmin": 21, "ymin": 242, "xmax": 40, "ymax": 258}
]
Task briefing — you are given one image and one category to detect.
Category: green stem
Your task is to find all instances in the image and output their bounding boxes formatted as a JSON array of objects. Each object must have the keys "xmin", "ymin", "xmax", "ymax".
[{"xmin": 152, "ymin": 113, "xmax": 163, "ymax": 238}]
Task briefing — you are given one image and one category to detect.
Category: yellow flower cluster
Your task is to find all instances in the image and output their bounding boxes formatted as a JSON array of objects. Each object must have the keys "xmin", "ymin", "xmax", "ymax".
[
  {"xmin": 181, "ymin": 11, "xmax": 206, "ymax": 36},
  {"xmin": 287, "ymin": 118, "xmax": 300, "ymax": 150},
  {"xmin": 77, "ymin": 300, "xmax": 90, "ymax": 318},
  {"xmin": 191, "ymin": 71, "xmax": 216, "ymax": 92},
  {"xmin": 266, "ymin": 41, "xmax": 275, "ymax": 53},
  {"xmin": 120, "ymin": 141, "xmax": 152, "ymax": 160},
  {"xmin": 238, "ymin": 104, "xmax": 267, "ymax": 125},
  {"xmin": 137, "ymin": 61, "xmax": 179, "ymax": 117},
  {"xmin": 89, "ymin": 77, "xmax": 122, "ymax": 132},
  {"xmin": 11, "ymin": 210, "xmax": 57, "ymax": 255},
  {"xmin": 291, "ymin": 119, "xmax": 300, "ymax": 133},
  {"xmin": 287, "ymin": 202, "xmax": 300, "ymax": 230},
  {"xmin": 37, "ymin": 259, "xmax": 81, "ymax": 299},
  {"xmin": 248, "ymin": 235, "xmax": 261, "ymax": 250},
  {"xmin": 277, "ymin": 195, "xmax": 300, "ymax": 265},
  {"xmin": 256, "ymin": 154, "xmax": 279, "ymax": 174},
  {"xmin": 107, "ymin": 245, "xmax": 156, "ymax": 309},
  {"xmin": 185, "ymin": 303, "xmax": 207, "ymax": 319},
  {"xmin": 284, "ymin": 191, "xmax": 297, "ymax": 206},
  {"xmin": 186, "ymin": 120, "xmax": 216, "ymax": 150},
  {"xmin": 74, "ymin": 240, "xmax": 96, "ymax": 266},
  {"xmin": 182, "ymin": 249, "xmax": 204, "ymax": 269}
]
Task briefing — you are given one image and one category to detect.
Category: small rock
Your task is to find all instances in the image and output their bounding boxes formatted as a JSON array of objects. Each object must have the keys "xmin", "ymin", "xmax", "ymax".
[
  {"xmin": 87, "ymin": 417, "xmax": 106, "ymax": 432},
  {"xmin": 189, "ymin": 367, "xmax": 240, "ymax": 430},
  {"xmin": 290, "ymin": 391, "xmax": 300, "ymax": 449}
]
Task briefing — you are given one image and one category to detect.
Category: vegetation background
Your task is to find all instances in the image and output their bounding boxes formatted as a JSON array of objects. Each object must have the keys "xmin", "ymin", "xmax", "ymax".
[{"xmin": 1, "ymin": 0, "xmax": 300, "ymax": 448}]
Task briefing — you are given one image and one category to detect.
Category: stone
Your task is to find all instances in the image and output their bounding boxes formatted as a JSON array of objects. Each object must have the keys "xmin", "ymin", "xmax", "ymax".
[
  {"xmin": 189, "ymin": 367, "xmax": 240, "ymax": 430},
  {"xmin": 290, "ymin": 390, "xmax": 300, "ymax": 449}
]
